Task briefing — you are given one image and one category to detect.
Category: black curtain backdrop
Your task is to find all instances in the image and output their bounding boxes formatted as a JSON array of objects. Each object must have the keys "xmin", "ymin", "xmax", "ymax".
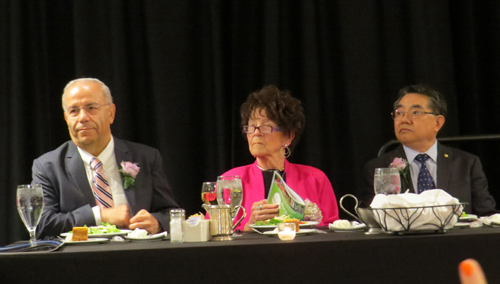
[{"xmin": 1, "ymin": 0, "xmax": 500, "ymax": 245}]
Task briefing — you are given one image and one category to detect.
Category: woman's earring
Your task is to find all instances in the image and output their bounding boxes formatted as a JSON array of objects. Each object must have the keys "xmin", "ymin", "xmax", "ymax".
[{"xmin": 280, "ymin": 144, "xmax": 291, "ymax": 158}]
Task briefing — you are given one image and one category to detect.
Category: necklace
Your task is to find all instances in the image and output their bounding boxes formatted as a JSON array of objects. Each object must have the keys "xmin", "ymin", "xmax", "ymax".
[{"xmin": 256, "ymin": 164, "xmax": 284, "ymax": 172}]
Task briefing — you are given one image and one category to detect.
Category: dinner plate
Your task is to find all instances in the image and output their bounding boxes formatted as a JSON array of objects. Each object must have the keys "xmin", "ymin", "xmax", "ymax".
[
  {"xmin": 248, "ymin": 221, "xmax": 320, "ymax": 231},
  {"xmin": 61, "ymin": 229, "xmax": 132, "ymax": 238},
  {"xmin": 262, "ymin": 228, "xmax": 316, "ymax": 236},
  {"xmin": 328, "ymin": 224, "xmax": 367, "ymax": 232},
  {"xmin": 62, "ymin": 238, "xmax": 109, "ymax": 245},
  {"xmin": 124, "ymin": 232, "xmax": 167, "ymax": 242},
  {"xmin": 459, "ymin": 214, "xmax": 478, "ymax": 222}
]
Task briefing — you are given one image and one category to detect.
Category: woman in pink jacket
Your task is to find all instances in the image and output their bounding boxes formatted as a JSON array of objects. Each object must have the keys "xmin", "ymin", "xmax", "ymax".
[{"xmin": 222, "ymin": 85, "xmax": 339, "ymax": 231}]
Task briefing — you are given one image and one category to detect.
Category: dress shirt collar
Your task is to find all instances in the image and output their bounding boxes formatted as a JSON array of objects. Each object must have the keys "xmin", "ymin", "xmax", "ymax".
[
  {"xmin": 403, "ymin": 139, "xmax": 438, "ymax": 164},
  {"xmin": 77, "ymin": 136, "xmax": 115, "ymax": 167}
]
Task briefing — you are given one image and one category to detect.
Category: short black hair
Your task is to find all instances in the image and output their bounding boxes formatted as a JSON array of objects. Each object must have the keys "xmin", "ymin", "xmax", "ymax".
[{"xmin": 394, "ymin": 84, "xmax": 447, "ymax": 117}]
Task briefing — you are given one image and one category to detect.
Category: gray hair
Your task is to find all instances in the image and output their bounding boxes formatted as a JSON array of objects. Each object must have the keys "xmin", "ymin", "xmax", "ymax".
[
  {"xmin": 394, "ymin": 84, "xmax": 447, "ymax": 117},
  {"xmin": 61, "ymin": 78, "xmax": 113, "ymax": 111}
]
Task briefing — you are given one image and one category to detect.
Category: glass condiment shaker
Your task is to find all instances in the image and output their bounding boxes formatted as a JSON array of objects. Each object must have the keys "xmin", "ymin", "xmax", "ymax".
[{"xmin": 170, "ymin": 209, "xmax": 185, "ymax": 243}]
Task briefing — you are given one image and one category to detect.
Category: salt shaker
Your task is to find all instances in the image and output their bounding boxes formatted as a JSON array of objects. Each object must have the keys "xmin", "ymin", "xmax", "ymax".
[{"xmin": 170, "ymin": 209, "xmax": 185, "ymax": 243}]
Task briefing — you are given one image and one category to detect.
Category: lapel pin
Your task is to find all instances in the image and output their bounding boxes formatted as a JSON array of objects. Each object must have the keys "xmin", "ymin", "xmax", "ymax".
[{"xmin": 444, "ymin": 154, "xmax": 449, "ymax": 158}]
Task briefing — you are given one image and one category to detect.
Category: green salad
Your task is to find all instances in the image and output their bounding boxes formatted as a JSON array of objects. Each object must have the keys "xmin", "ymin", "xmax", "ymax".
[
  {"xmin": 254, "ymin": 215, "xmax": 290, "ymax": 226},
  {"xmin": 69, "ymin": 222, "xmax": 121, "ymax": 234}
]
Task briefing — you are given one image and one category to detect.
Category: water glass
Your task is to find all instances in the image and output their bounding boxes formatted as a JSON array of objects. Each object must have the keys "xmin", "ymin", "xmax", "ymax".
[
  {"xmin": 16, "ymin": 184, "xmax": 44, "ymax": 244},
  {"xmin": 374, "ymin": 168, "xmax": 401, "ymax": 195},
  {"xmin": 216, "ymin": 176, "xmax": 243, "ymax": 219}
]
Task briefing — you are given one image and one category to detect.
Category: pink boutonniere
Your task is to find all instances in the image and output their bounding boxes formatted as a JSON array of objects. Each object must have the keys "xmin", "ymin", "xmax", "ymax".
[
  {"xmin": 119, "ymin": 161, "xmax": 140, "ymax": 189},
  {"xmin": 390, "ymin": 157, "xmax": 410, "ymax": 190}
]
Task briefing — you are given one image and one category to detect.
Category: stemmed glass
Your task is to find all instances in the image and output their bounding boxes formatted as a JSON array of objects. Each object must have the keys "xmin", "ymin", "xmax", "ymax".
[
  {"xmin": 201, "ymin": 182, "xmax": 217, "ymax": 205},
  {"xmin": 16, "ymin": 184, "xmax": 44, "ymax": 245},
  {"xmin": 217, "ymin": 176, "xmax": 243, "ymax": 236}
]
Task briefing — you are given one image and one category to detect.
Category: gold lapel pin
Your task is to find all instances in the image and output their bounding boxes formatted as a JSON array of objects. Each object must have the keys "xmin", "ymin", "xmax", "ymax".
[{"xmin": 444, "ymin": 154, "xmax": 449, "ymax": 158}]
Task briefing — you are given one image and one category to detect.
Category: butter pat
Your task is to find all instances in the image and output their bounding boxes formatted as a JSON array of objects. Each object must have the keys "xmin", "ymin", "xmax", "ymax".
[
  {"xmin": 182, "ymin": 219, "xmax": 210, "ymax": 242},
  {"xmin": 127, "ymin": 228, "xmax": 148, "ymax": 238},
  {"xmin": 332, "ymin": 219, "xmax": 351, "ymax": 228}
]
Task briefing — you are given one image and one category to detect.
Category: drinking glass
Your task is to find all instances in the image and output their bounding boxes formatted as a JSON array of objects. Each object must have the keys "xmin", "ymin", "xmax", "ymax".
[
  {"xmin": 16, "ymin": 184, "xmax": 44, "ymax": 245},
  {"xmin": 201, "ymin": 182, "xmax": 217, "ymax": 205},
  {"xmin": 374, "ymin": 168, "xmax": 401, "ymax": 195},
  {"xmin": 216, "ymin": 176, "xmax": 243, "ymax": 219}
]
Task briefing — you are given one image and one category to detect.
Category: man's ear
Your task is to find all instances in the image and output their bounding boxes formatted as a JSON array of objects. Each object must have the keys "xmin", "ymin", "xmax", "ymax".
[{"xmin": 435, "ymin": 115, "xmax": 445, "ymax": 132}]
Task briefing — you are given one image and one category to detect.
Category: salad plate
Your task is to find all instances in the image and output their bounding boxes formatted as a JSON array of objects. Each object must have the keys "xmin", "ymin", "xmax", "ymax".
[
  {"xmin": 452, "ymin": 222, "xmax": 470, "ymax": 229},
  {"xmin": 248, "ymin": 221, "xmax": 319, "ymax": 232},
  {"xmin": 459, "ymin": 214, "xmax": 478, "ymax": 222},
  {"xmin": 61, "ymin": 229, "xmax": 132, "ymax": 238},
  {"xmin": 328, "ymin": 223, "xmax": 366, "ymax": 232},
  {"xmin": 124, "ymin": 232, "xmax": 168, "ymax": 242},
  {"xmin": 62, "ymin": 238, "xmax": 109, "ymax": 245}
]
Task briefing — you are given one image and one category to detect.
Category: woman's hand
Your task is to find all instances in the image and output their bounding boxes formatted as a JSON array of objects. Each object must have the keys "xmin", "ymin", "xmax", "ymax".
[{"xmin": 243, "ymin": 199, "xmax": 279, "ymax": 231}]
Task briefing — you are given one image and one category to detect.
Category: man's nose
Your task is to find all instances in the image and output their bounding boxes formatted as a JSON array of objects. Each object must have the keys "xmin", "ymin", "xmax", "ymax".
[
  {"xmin": 77, "ymin": 108, "xmax": 91, "ymax": 121},
  {"xmin": 400, "ymin": 112, "xmax": 411, "ymax": 123}
]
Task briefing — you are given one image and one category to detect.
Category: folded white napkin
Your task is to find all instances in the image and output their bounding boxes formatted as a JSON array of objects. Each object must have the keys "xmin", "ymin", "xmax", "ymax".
[{"xmin": 370, "ymin": 189, "xmax": 461, "ymax": 231}]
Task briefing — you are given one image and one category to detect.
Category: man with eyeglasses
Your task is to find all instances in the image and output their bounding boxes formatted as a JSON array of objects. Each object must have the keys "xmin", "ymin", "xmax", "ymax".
[
  {"xmin": 360, "ymin": 84, "xmax": 497, "ymax": 216},
  {"xmin": 32, "ymin": 78, "xmax": 179, "ymax": 238}
]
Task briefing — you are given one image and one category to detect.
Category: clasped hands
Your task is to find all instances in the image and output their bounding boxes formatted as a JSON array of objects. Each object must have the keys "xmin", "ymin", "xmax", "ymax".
[
  {"xmin": 101, "ymin": 205, "xmax": 160, "ymax": 234},
  {"xmin": 244, "ymin": 199, "xmax": 279, "ymax": 231}
]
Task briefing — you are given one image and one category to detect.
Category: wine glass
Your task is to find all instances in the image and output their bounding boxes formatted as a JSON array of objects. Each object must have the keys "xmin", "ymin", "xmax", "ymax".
[
  {"xmin": 374, "ymin": 168, "xmax": 401, "ymax": 195},
  {"xmin": 217, "ymin": 176, "xmax": 244, "ymax": 236},
  {"xmin": 16, "ymin": 184, "xmax": 44, "ymax": 245},
  {"xmin": 201, "ymin": 182, "xmax": 217, "ymax": 205},
  {"xmin": 216, "ymin": 176, "xmax": 243, "ymax": 218}
]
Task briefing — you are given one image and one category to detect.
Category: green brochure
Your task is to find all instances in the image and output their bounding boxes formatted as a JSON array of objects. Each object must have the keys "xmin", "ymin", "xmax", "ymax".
[{"xmin": 266, "ymin": 171, "xmax": 305, "ymax": 220}]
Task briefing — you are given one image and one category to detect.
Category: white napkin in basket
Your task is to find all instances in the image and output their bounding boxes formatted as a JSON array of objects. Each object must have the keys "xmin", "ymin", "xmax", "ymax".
[{"xmin": 370, "ymin": 189, "xmax": 461, "ymax": 231}]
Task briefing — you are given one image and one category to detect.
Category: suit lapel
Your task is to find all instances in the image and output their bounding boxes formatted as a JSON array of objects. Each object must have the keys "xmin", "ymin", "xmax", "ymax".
[
  {"xmin": 437, "ymin": 143, "xmax": 452, "ymax": 190},
  {"xmin": 114, "ymin": 138, "xmax": 136, "ymax": 212},
  {"xmin": 66, "ymin": 142, "xmax": 96, "ymax": 206}
]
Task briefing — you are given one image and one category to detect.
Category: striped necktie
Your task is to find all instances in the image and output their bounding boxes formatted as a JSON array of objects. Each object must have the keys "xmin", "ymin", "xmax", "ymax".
[
  {"xmin": 415, "ymin": 154, "xmax": 436, "ymax": 193},
  {"xmin": 90, "ymin": 157, "xmax": 114, "ymax": 208}
]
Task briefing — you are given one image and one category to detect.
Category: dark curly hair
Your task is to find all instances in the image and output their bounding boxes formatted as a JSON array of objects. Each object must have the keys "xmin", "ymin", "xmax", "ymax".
[{"xmin": 240, "ymin": 85, "xmax": 305, "ymax": 152}]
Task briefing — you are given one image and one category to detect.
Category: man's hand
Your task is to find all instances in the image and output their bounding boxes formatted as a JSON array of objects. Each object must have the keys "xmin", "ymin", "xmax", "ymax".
[
  {"xmin": 129, "ymin": 209, "xmax": 160, "ymax": 234},
  {"xmin": 101, "ymin": 205, "xmax": 131, "ymax": 228}
]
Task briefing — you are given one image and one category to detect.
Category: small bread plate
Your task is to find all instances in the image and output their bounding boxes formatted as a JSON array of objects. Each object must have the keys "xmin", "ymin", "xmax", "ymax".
[
  {"xmin": 124, "ymin": 232, "xmax": 167, "ymax": 242},
  {"xmin": 452, "ymin": 222, "xmax": 470, "ymax": 229},
  {"xmin": 63, "ymin": 238, "xmax": 109, "ymax": 245},
  {"xmin": 490, "ymin": 221, "xmax": 500, "ymax": 227},
  {"xmin": 61, "ymin": 229, "xmax": 132, "ymax": 238},
  {"xmin": 248, "ymin": 221, "xmax": 319, "ymax": 232},
  {"xmin": 328, "ymin": 223, "xmax": 367, "ymax": 232},
  {"xmin": 262, "ymin": 228, "xmax": 316, "ymax": 236},
  {"xmin": 459, "ymin": 214, "xmax": 478, "ymax": 222}
]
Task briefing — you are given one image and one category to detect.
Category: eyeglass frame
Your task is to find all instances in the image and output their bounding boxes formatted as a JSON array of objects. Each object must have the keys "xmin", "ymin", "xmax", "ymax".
[
  {"xmin": 391, "ymin": 109, "xmax": 438, "ymax": 120},
  {"xmin": 65, "ymin": 103, "xmax": 111, "ymax": 117},
  {"xmin": 243, "ymin": 125, "xmax": 282, "ymax": 134}
]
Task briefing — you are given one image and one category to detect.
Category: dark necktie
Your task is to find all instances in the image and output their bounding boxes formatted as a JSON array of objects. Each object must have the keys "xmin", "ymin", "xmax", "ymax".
[{"xmin": 415, "ymin": 154, "xmax": 436, "ymax": 193}]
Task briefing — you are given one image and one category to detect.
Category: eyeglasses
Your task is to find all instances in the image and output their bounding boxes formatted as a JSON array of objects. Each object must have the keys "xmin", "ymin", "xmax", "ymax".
[
  {"xmin": 66, "ymin": 103, "xmax": 110, "ymax": 117},
  {"xmin": 243, "ymin": 125, "xmax": 282, "ymax": 134},
  {"xmin": 391, "ymin": 110, "xmax": 437, "ymax": 120}
]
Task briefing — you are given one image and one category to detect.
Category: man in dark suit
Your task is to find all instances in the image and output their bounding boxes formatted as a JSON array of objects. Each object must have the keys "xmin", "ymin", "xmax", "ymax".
[
  {"xmin": 33, "ymin": 78, "xmax": 179, "ymax": 238},
  {"xmin": 360, "ymin": 84, "xmax": 497, "ymax": 216}
]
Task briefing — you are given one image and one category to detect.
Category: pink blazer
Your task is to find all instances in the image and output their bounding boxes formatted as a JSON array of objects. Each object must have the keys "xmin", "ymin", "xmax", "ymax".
[{"xmin": 222, "ymin": 159, "xmax": 339, "ymax": 230}]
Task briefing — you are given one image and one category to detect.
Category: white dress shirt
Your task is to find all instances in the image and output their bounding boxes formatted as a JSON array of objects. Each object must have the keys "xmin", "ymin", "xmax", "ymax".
[
  {"xmin": 403, "ymin": 140, "xmax": 438, "ymax": 193},
  {"xmin": 77, "ymin": 136, "xmax": 129, "ymax": 225}
]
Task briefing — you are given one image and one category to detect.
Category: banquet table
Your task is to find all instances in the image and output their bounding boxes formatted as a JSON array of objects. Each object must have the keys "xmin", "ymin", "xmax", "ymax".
[{"xmin": 0, "ymin": 226, "xmax": 498, "ymax": 284}]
